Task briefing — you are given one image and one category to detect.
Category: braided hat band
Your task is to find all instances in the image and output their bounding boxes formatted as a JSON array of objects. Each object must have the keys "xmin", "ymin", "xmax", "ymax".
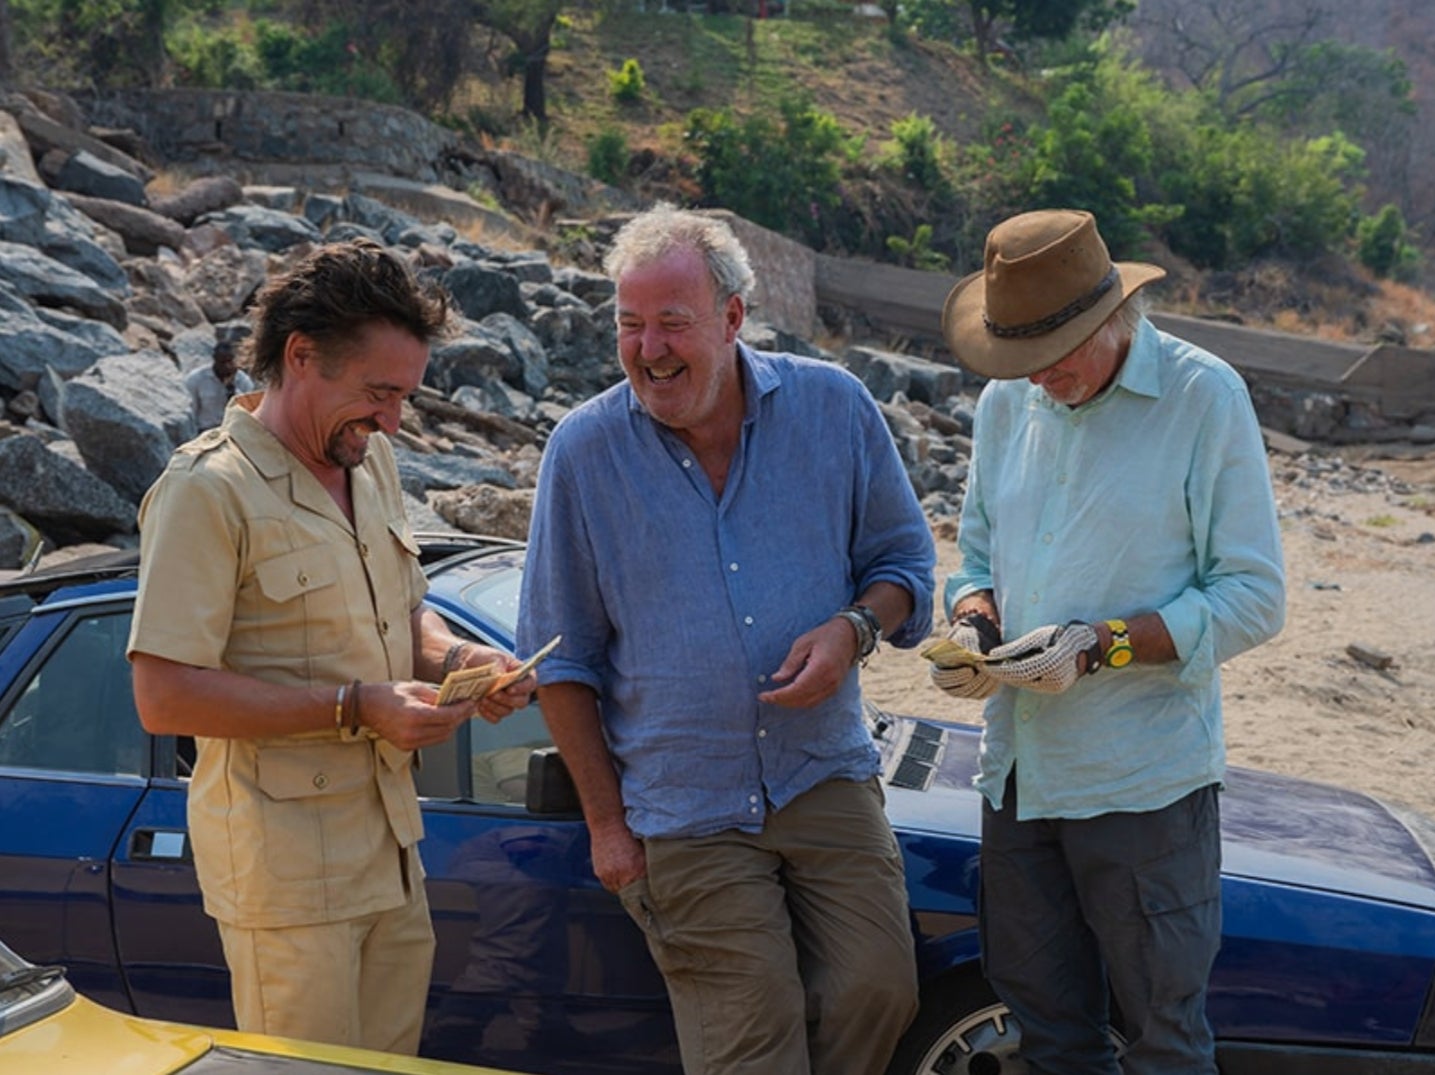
[{"xmin": 942, "ymin": 210, "xmax": 1165, "ymax": 380}]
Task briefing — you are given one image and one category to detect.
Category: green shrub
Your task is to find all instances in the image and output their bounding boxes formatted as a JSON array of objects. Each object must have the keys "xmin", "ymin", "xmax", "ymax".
[
  {"xmin": 587, "ymin": 128, "xmax": 629, "ymax": 185},
  {"xmin": 684, "ymin": 97, "xmax": 854, "ymax": 246},
  {"xmin": 886, "ymin": 113, "xmax": 948, "ymax": 193},
  {"xmin": 1356, "ymin": 204, "xmax": 1422, "ymax": 282},
  {"xmin": 607, "ymin": 58, "xmax": 646, "ymax": 104}
]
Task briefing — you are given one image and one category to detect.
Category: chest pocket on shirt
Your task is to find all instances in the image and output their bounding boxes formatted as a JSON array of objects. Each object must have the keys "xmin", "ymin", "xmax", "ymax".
[{"xmin": 251, "ymin": 545, "xmax": 351, "ymax": 656}]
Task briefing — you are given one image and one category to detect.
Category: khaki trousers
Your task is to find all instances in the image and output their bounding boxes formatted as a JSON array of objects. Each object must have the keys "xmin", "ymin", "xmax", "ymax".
[
  {"xmin": 217, "ymin": 855, "xmax": 435, "ymax": 1055},
  {"xmin": 620, "ymin": 776, "xmax": 919, "ymax": 1075}
]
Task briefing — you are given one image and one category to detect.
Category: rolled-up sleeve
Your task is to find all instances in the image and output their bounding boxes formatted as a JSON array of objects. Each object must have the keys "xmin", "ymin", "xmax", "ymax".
[{"xmin": 851, "ymin": 388, "xmax": 936, "ymax": 648}]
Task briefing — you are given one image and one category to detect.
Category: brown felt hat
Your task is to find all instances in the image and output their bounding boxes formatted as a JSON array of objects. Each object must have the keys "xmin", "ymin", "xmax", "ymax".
[{"xmin": 941, "ymin": 209, "xmax": 1166, "ymax": 379}]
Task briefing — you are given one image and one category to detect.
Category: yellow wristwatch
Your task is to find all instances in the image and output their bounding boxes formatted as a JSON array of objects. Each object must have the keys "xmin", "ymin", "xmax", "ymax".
[{"xmin": 1104, "ymin": 619, "xmax": 1134, "ymax": 669}]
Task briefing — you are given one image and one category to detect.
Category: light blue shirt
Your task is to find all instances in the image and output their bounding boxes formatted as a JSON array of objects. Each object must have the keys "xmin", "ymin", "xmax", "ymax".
[
  {"xmin": 946, "ymin": 318, "xmax": 1285, "ymax": 820},
  {"xmin": 519, "ymin": 344, "xmax": 935, "ymax": 839}
]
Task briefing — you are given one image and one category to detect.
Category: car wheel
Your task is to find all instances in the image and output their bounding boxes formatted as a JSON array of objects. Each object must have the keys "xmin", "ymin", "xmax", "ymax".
[{"xmin": 886, "ymin": 978, "xmax": 1127, "ymax": 1075}]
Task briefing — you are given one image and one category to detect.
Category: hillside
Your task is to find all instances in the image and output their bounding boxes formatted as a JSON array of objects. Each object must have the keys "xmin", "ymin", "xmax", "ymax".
[{"xmin": 458, "ymin": 7, "xmax": 1435, "ymax": 351}]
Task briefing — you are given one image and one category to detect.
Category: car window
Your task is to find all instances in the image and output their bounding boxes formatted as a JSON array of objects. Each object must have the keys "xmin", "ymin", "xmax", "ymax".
[
  {"xmin": 422, "ymin": 608, "xmax": 554, "ymax": 808},
  {"xmin": 0, "ymin": 611, "xmax": 147, "ymax": 778},
  {"xmin": 456, "ymin": 568, "xmax": 521, "ymax": 638},
  {"xmin": 468, "ymin": 701, "xmax": 553, "ymax": 806}
]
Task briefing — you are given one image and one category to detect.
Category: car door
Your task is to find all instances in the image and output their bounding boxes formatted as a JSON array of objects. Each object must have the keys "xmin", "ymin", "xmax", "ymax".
[
  {"xmin": 417, "ymin": 703, "xmax": 681, "ymax": 1075},
  {"xmin": 0, "ymin": 599, "xmax": 155, "ymax": 1013},
  {"xmin": 416, "ymin": 561, "xmax": 682, "ymax": 1074}
]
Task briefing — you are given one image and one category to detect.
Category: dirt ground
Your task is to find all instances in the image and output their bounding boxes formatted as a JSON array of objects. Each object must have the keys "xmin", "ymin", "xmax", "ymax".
[{"xmin": 861, "ymin": 446, "xmax": 1435, "ymax": 821}]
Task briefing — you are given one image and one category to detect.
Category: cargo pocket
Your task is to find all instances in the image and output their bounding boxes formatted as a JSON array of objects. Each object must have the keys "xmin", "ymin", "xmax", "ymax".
[
  {"xmin": 1133, "ymin": 834, "xmax": 1221, "ymax": 1003},
  {"xmin": 255, "ymin": 741, "xmax": 378, "ymax": 882},
  {"xmin": 617, "ymin": 875, "xmax": 705, "ymax": 978}
]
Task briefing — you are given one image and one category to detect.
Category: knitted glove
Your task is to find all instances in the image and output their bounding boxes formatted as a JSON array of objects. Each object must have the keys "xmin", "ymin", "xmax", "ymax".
[
  {"xmin": 925, "ymin": 611, "xmax": 1002, "ymax": 700},
  {"xmin": 983, "ymin": 621, "xmax": 1101, "ymax": 695}
]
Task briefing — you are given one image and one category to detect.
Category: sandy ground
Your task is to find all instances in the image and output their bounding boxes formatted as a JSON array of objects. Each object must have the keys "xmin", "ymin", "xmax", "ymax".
[{"xmin": 860, "ymin": 447, "xmax": 1435, "ymax": 821}]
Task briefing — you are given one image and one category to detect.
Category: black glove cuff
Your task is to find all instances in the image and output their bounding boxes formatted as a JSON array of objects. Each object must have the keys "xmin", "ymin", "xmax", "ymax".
[{"xmin": 954, "ymin": 609, "xmax": 1002, "ymax": 654}]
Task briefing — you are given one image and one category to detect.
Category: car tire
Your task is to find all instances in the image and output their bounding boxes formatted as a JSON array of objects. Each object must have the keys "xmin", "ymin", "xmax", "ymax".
[{"xmin": 885, "ymin": 975, "xmax": 1127, "ymax": 1075}]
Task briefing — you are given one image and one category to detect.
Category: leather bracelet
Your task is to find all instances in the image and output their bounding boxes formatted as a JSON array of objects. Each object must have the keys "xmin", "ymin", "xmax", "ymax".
[
  {"xmin": 347, "ymin": 679, "xmax": 362, "ymax": 734},
  {"xmin": 442, "ymin": 641, "xmax": 469, "ymax": 676}
]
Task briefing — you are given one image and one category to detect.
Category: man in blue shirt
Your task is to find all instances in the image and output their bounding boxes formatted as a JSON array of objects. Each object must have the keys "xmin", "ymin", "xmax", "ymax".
[
  {"xmin": 931, "ymin": 209, "xmax": 1285, "ymax": 1074},
  {"xmin": 518, "ymin": 204, "xmax": 935, "ymax": 1074}
]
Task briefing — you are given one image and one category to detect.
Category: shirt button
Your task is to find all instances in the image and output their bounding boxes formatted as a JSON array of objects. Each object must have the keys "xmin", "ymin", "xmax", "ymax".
[
  {"xmin": 380, "ymin": 620, "xmax": 390, "ymax": 634},
  {"xmin": 297, "ymin": 571, "xmax": 309, "ymax": 585},
  {"xmin": 1030, "ymin": 592, "xmax": 1040, "ymax": 603},
  {"xmin": 682, "ymin": 458, "xmax": 693, "ymax": 469},
  {"xmin": 313, "ymin": 773, "xmax": 328, "ymax": 789},
  {"xmin": 1057, "ymin": 473, "xmax": 1069, "ymax": 485},
  {"xmin": 729, "ymin": 563, "xmax": 739, "ymax": 572},
  {"xmin": 744, "ymin": 616, "xmax": 754, "ymax": 625},
  {"xmin": 750, "ymin": 806, "xmax": 760, "ymax": 815},
  {"xmin": 758, "ymin": 728, "xmax": 767, "ymax": 739},
  {"xmin": 359, "ymin": 542, "xmax": 369, "ymax": 557},
  {"xmin": 756, "ymin": 674, "xmax": 767, "ymax": 684},
  {"xmin": 1042, "ymin": 533, "xmax": 1053, "ymax": 545},
  {"xmin": 748, "ymin": 794, "xmax": 759, "ymax": 803}
]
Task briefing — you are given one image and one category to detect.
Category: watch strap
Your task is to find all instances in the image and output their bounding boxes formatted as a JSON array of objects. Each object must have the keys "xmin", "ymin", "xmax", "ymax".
[
  {"xmin": 1103, "ymin": 618, "xmax": 1134, "ymax": 669},
  {"xmin": 836, "ymin": 604, "xmax": 882, "ymax": 666}
]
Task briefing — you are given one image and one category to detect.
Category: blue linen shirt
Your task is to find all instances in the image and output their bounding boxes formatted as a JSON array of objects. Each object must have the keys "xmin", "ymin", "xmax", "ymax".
[
  {"xmin": 518, "ymin": 344, "xmax": 936, "ymax": 839},
  {"xmin": 945, "ymin": 318, "xmax": 1285, "ymax": 820}
]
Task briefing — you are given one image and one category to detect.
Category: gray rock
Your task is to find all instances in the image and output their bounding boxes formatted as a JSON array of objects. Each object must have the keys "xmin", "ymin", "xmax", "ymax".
[
  {"xmin": 197, "ymin": 203, "xmax": 322, "ymax": 252},
  {"xmin": 59, "ymin": 350, "xmax": 195, "ymax": 502},
  {"xmin": 182, "ymin": 244, "xmax": 269, "ymax": 323},
  {"xmin": 0, "ymin": 506, "xmax": 42, "ymax": 570},
  {"xmin": 392, "ymin": 444, "xmax": 518, "ymax": 498},
  {"xmin": 0, "ymin": 174, "xmax": 53, "ymax": 246},
  {"xmin": 341, "ymin": 192, "xmax": 423, "ymax": 242},
  {"xmin": 0, "ymin": 292, "xmax": 126, "ymax": 391},
  {"xmin": 149, "ymin": 175, "xmax": 245, "ymax": 226},
  {"xmin": 428, "ymin": 483, "xmax": 534, "ymax": 541},
  {"xmin": 125, "ymin": 258, "xmax": 207, "ymax": 329},
  {"xmin": 61, "ymin": 192, "xmax": 186, "ymax": 257},
  {"xmin": 54, "ymin": 149, "xmax": 149, "ymax": 206},
  {"xmin": 441, "ymin": 260, "xmax": 528, "ymax": 324},
  {"xmin": 0, "ymin": 433, "xmax": 137, "ymax": 544}
]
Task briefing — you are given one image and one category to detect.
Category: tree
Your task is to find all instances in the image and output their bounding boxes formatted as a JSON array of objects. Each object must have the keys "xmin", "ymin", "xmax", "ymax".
[
  {"xmin": 905, "ymin": 0, "xmax": 1133, "ymax": 65},
  {"xmin": 0, "ymin": 0, "xmax": 12, "ymax": 88},
  {"xmin": 1130, "ymin": 0, "xmax": 1335, "ymax": 118},
  {"xmin": 473, "ymin": 0, "xmax": 566, "ymax": 126}
]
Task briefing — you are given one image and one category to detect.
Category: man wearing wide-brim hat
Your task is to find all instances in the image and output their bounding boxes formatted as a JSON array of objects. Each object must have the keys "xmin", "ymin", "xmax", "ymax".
[{"xmin": 927, "ymin": 209, "xmax": 1286, "ymax": 1072}]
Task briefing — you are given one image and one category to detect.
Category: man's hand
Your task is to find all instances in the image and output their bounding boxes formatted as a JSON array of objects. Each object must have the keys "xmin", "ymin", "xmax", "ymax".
[
  {"xmin": 447, "ymin": 643, "xmax": 538, "ymax": 724},
  {"xmin": 928, "ymin": 611, "xmax": 1002, "ymax": 700},
  {"xmin": 356, "ymin": 680, "xmax": 475, "ymax": 750},
  {"xmin": 589, "ymin": 818, "xmax": 647, "ymax": 893},
  {"xmin": 758, "ymin": 617, "xmax": 854, "ymax": 708},
  {"xmin": 983, "ymin": 622, "xmax": 1101, "ymax": 694}
]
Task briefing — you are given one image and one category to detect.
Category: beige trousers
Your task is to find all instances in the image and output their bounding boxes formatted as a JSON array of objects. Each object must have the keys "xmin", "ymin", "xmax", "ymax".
[
  {"xmin": 620, "ymin": 776, "xmax": 919, "ymax": 1075},
  {"xmin": 217, "ymin": 862, "xmax": 435, "ymax": 1055}
]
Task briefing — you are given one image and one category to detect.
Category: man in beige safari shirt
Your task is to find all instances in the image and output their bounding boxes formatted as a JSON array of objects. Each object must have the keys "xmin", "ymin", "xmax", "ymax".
[{"xmin": 128, "ymin": 240, "xmax": 534, "ymax": 1055}]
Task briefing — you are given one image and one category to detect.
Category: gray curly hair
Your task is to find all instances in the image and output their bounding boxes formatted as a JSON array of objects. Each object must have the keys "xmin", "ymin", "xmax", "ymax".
[{"xmin": 604, "ymin": 203, "xmax": 755, "ymax": 305}]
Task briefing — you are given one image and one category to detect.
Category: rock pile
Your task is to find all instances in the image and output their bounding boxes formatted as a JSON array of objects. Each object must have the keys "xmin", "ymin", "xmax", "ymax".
[{"xmin": 0, "ymin": 96, "xmax": 979, "ymax": 571}]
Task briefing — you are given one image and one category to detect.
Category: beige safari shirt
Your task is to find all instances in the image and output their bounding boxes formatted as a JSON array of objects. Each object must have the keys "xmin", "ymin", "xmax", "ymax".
[{"xmin": 128, "ymin": 397, "xmax": 429, "ymax": 929}]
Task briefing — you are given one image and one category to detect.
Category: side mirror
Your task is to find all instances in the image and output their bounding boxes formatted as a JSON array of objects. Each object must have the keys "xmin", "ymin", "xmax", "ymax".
[{"xmin": 525, "ymin": 747, "xmax": 582, "ymax": 816}]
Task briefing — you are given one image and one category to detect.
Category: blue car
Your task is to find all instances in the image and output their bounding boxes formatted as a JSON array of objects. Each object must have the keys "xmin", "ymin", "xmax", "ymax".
[{"xmin": 3, "ymin": 535, "xmax": 1435, "ymax": 1074}]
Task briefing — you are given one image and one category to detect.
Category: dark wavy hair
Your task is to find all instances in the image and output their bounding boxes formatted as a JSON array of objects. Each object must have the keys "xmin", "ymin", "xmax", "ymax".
[{"xmin": 245, "ymin": 239, "xmax": 451, "ymax": 386}]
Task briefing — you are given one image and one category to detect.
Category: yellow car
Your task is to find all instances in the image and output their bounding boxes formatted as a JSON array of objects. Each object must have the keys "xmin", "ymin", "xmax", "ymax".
[{"xmin": 0, "ymin": 939, "xmax": 531, "ymax": 1075}]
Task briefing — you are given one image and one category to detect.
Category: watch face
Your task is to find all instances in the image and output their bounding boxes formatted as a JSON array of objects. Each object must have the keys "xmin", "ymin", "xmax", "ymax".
[{"xmin": 1107, "ymin": 645, "xmax": 1135, "ymax": 669}]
